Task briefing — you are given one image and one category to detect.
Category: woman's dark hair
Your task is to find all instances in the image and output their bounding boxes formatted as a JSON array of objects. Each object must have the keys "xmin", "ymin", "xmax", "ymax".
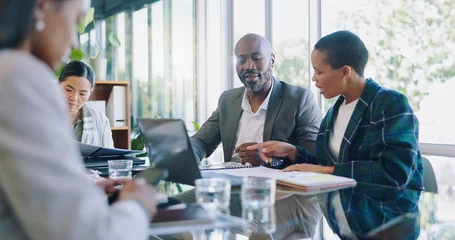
[
  {"xmin": 0, "ymin": 0, "xmax": 64, "ymax": 49},
  {"xmin": 314, "ymin": 30, "xmax": 369, "ymax": 77},
  {"xmin": 58, "ymin": 60, "xmax": 96, "ymax": 88}
]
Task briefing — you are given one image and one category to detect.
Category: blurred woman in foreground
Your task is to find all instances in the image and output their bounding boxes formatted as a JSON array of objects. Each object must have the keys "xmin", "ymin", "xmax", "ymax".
[{"xmin": 0, "ymin": 0, "xmax": 157, "ymax": 239}]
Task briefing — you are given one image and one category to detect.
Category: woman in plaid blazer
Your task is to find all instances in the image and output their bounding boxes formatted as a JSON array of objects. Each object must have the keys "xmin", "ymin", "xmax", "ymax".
[{"xmin": 249, "ymin": 31, "xmax": 423, "ymax": 239}]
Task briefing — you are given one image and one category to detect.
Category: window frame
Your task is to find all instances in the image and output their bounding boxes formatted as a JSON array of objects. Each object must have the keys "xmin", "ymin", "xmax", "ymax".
[{"xmin": 91, "ymin": 0, "xmax": 455, "ymax": 155}]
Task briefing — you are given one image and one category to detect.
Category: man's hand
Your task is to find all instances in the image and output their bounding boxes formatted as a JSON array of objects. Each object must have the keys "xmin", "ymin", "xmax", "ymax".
[
  {"xmin": 282, "ymin": 163, "xmax": 334, "ymax": 174},
  {"xmin": 247, "ymin": 141, "xmax": 297, "ymax": 162},
  {"xmin": 234, "ymin": 142, "xmax": 263, "ymax": 166}
]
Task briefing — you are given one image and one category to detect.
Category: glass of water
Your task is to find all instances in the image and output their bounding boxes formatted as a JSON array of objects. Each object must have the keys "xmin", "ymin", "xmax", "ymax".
[
  {"xmin": 242, "ymin": 205, "xmax": 277, "ymax": 235},
  {"xmin": 108, "ymin": 160, "xmax": 133, "ymax": 180},
  {"xmin": 195, "ymin": 178, "xmax": 231, "ymax": 211},
  {"xmin": 241, "ymin": 177, "xmax": 276, "ymax": 208}
]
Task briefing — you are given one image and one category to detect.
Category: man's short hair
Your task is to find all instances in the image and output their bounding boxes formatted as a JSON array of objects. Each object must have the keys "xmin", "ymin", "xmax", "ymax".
[{"xmin": 314, "ymin": 30, "xmax": 369, "ymax": 77}]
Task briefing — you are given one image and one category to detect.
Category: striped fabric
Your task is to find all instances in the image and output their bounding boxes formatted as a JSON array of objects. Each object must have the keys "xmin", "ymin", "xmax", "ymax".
[
  {"xmin": 294, "ymin": 78, "xmax": 423, "ymax": 238},
  {"xmin": 80, "ymin": 104, "xmax": 114, "ymax": 148}
]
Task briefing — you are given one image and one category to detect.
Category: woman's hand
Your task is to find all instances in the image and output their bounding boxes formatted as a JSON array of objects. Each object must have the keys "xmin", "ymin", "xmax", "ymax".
[
  {"xmin": 282, "ymin": 163, "xmax": 334, "ymax": 174},
  {"xmin": 96, "ymin": 178, "xmax": 128, "ymax": 195},
  {"xmin": 119, "ymin": 179, "xmax": 158, "ymax": 219},
  {"xmin": 247, "ymin": 141, "xmax": 298, "ymax": 162}
]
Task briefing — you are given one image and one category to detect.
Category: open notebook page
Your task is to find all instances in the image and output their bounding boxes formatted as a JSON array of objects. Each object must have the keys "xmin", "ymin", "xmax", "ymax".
[
  {"xmin": 213, "ymin": 166, "xmax": 317, "ymax": 179},
  {"xmin": 213, "ymin": 166, "xmax": 356, "ymax": 190},
  {"xmin": 199, "ymin": 161, "xmax": 255, "ymax": 171}
]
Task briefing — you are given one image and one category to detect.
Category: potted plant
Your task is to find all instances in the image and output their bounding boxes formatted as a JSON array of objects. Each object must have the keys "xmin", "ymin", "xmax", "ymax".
[
  {"xmin": 88, "ymin": 32, "xmax": 121, "ymax": 81},
  {"xmin": 55, "ymin": 7, "xmax": 120, "ymax": 80}
]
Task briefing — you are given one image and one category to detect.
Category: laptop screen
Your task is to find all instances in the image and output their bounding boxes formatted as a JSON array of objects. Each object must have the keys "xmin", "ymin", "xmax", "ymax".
[{"xmin": 137, "ymin": 119, "xmax": 202, "ymax": 186}]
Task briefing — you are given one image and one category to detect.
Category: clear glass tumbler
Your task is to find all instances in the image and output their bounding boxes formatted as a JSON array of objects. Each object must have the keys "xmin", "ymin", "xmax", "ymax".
[
  {"xmin": 195, "ymin": 178, "xmax": 231, "ymax": 211},
  {"xmin": 108, "ymin": 160, "xmax": 133, "ymax": 180}
]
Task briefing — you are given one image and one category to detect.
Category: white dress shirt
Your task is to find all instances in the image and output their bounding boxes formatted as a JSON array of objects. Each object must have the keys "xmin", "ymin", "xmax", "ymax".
[
  {"xmin": 235, "ymin": 81, "xmax": 274, "ymax": 150},
  {"xmin": 320, "ymin": 98, "xmax": 359, "ymax": 240},
  {"xmin": 0, "ymin": 50, "xmax": 149, "ymax": 240}
]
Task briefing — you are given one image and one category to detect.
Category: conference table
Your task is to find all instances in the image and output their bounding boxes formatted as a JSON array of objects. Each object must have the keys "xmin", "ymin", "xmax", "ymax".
[{"xmin": 154, "ymin": 182, "xmax": 455, "ymax": 240}]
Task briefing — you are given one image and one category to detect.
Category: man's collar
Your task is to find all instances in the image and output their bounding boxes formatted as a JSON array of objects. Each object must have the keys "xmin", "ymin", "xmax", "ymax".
[{"xmin": 241, "ymin": 79, "xmax": 274, "ymax": 112}]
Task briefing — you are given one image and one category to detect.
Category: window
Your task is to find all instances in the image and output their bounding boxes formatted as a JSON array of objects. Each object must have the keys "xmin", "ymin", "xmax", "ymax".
[
  {"xmin": 321, "ymin": 0, "xmax": 455, "ymax": 144},
  {"xmin": 170, "ymin": 0, "xmax": 196, "ymax": 125},
  {"xmin": 116, "ymin": 12, "xmax": 126, "ymax": 81},
  {"xmin": 202, "ymin": 0, "xmax": 224, "ymax": 163},
  {"xmin": 233, "ymin": 0, "xmax": 266, "ymax": 88},
  {"xmin": 233, "ymin": 0, "xmax": 265, "ymax": 43},
  {"xmin": 79, "ymin": 33, "xmax": 89, "ymax": 53},
  {"xmin": 133, "ymin": 8, "xmax": 150, "ymax": 118},
  {"xmin": 149, "ymin": 2, "xmax": 165, "ymax": 119},
  {"xmin": 124, "ymin": 0, "xmax": 197, "ymax": 129},
  {"xmin": 272, "ymin": 0, "xmax": 310, "ymax": 87},
  {"xmin": 206, "ymin": 0, "xmax": 223, "ymax": 116},
  {"xmin": 104, "ymin": 16, "xmax": 116, "ymax": 80}
]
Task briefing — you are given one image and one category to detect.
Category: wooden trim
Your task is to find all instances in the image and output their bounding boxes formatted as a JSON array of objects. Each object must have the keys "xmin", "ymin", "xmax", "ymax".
[
  {"xmin": 126, "ymin": 81, "xmax": 131, "ymax": 149},
  {"xmin": 111, "ymin": 126, "xmax": 129, "ymax": 131},
  {"xmin": 94, "ymin": 80, "xmax": 129, "ymax": 85}
]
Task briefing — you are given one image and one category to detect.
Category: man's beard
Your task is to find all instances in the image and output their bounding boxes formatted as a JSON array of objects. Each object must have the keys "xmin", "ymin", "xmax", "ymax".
[{"xmin": 239, "ymin": 64, "xmax": 273, "ymax": 92}]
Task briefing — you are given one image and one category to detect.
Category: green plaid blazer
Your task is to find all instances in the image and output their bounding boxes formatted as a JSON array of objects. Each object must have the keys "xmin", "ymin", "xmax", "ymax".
[{"xmin": 294, "ymin": 78, "xmax": 423, "ymax": 238}]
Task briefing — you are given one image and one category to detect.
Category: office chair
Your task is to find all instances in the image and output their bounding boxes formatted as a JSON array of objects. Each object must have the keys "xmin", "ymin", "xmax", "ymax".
[{"xmin": 422, "ymin": 156, "xmax": 438, "ymax": 194}]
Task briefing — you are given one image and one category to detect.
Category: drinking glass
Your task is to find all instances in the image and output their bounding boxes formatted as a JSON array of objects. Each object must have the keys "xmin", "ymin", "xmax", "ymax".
[
  {"xmin": 108, "ymin": 160, "xmax": 133, "ymax": 180},
  {"xmin": 241, "ymin": 177, "xmax": 276, "ymax": 208},
  {"xmin": 242, "ymin": 205, "xmax": 277, "ymax": 235},
  {"xmin": 195, "ymin": 178, "xmax": 231, "ymax": 211}
]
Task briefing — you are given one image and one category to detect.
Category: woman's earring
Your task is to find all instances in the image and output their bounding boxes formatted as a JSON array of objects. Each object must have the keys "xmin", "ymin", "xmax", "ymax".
[{"xmin": 36, "ymin": 20, "xmax": 46, "ymax": 32}]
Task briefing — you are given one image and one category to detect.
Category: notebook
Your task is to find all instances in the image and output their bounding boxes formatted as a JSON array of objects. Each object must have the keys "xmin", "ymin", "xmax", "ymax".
[
  {"xmin": 199, "ymin": 162, "xmax": 258, "ymax": 171},
  {"xmin": 276, "ymin": 173, "xmax": 357, "ymax": 191},
  {"xmin": 78, "ymin": 142, "xmax": 146, "ymax": 172},
  {"xmin": 78, "ymin": 142, "xmax": 145, "ymax": 159},
  {"xmin": 214, "ymin": 166, "xmax": 357, "ymax": 192}
]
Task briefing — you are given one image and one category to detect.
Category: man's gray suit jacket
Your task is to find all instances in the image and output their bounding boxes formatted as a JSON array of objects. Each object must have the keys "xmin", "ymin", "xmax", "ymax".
[{"xmin": 190, "ymin": 77, "xmax": 322, "ymax": 163}]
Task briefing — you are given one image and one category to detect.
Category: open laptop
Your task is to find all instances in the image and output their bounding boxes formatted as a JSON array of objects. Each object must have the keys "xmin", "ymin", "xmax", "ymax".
[{"xmin": 137, "ymin": 118, "xmax": 242, "ymax": 186}]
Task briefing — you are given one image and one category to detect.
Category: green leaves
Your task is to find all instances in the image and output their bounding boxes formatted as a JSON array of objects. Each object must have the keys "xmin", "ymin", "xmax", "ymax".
[
  {"xmin": 54, "ymin": 64, "xmax": 64, "ymax": 78},
  {"xmin": 70, "ymin": 48, "xmax": 85, "ymax": 61},
  {"xmin": 55, "ymin": 48, "xmax": 86, "ymax": 77},
  {"xmin": 78, "ymin": 7, "xmax": 95, "ymax": 35},
  {"xmin": 192, "ymin": 121, "xmax": 200, "ymax": 131},
  {"xmin": 108, "ymin": 32, "xmax": 121, "ymax": 48}
]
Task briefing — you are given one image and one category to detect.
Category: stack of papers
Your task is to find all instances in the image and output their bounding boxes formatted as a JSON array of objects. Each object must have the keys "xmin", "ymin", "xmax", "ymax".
[
  {"xmin": 213, "ymin": 166, "xmax": 357, "ymax": 192},
  {"xmin": 199, "ymin": 162, "xmax": 256, "ymax": 171}
]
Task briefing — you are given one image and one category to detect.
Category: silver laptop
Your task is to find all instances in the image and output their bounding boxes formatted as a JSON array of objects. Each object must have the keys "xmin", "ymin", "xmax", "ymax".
[{"xmin": 137, "ymin": 118, "xmax": 242, "ymax": 186}]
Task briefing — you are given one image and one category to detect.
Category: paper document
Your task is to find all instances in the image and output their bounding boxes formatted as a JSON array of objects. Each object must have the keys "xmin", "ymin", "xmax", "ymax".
[
  {"xmin": 200, "ymin": 161, "xmax": 255, "ymax": 171},
  {"xmin": 212, "ymin": 166, "xmax": 356, "ymax": 191},
  {"xmin": 214, "ymin": 166, "xmax": 316, "ymax": 178}
]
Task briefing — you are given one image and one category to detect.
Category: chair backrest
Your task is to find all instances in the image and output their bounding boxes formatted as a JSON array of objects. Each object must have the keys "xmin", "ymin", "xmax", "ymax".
[{"xmin": 422, "ymin": 157, "xmax": 438, "ymax": 194}]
